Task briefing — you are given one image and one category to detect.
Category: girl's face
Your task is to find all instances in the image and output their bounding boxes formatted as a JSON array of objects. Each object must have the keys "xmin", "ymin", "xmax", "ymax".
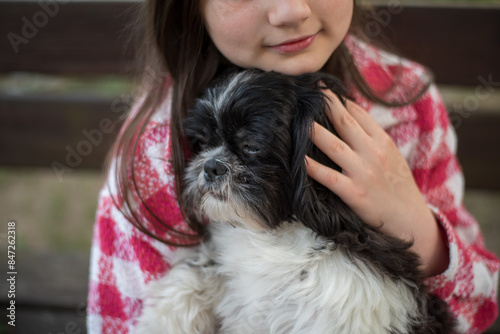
[{"xmin": 200, "ymin": 0, "xmax": 353, "ymax": 76}]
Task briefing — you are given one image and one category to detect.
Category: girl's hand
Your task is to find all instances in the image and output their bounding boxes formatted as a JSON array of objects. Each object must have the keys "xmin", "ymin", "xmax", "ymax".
[{"xmin": 305, "ymin": 89, "xmax": 449, "ymax": 277}]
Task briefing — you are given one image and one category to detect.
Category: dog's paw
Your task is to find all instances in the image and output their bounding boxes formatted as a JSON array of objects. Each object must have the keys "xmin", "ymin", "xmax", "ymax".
[{"xmin": 134, "ymin": 248, "xmax": 223, "ymax": 334}]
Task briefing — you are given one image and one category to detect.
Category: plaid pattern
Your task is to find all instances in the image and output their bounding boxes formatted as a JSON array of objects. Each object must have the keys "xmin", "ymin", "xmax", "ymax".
[{"xmin": 87, "ymin": 35, "xmax": 499, "ymax": 333}]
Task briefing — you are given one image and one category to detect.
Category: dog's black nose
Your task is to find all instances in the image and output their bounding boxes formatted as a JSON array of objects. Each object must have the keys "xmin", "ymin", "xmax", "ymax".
[{"xmin": 204, "ymin": 159, "xmax": 228, "ymax": 182}]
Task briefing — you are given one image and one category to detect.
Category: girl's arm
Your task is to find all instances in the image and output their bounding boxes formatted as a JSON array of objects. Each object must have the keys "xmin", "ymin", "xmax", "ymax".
[{"xmin": 306, "ymin": 84, "xmax": 499, "ymax": 333}]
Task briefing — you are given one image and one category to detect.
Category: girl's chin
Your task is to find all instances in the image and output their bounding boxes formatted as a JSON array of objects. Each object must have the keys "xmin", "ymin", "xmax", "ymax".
[
  {"xmin": 262, "ymin": 54, "xmax": 332, "ymax": 76},
  {"xmin": 267, "ymin": 64, "xmax": 327, "ymax": 76},
  {"xmin": 233, "ymin": 51, "xmax": 332, "ymax": 76}
]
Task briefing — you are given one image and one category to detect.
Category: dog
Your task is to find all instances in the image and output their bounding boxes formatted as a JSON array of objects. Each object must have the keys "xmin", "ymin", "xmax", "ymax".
[{"xmin": 135, "ymin": 70, "xmax": 454, "ymax": 334}]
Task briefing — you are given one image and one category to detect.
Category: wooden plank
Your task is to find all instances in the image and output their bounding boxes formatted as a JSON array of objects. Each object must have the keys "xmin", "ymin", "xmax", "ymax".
[
  {"xmin": 0, "ymin": 2, "xmax": 499, "ymax": 85},
  {"xmin": 378, "ymin": 5, "xmax": 500, "ymax": 86},
  {"xmin": 4, "ymin": 307, "xmax": 87, "ymax": 334},
  {"xmin": 0, "ymin": 1, "xmax": 137, "ymax": 75},
  {"xmin": 0, "ymin": 252, "xmax": 88, "ymax": 334},
  {"xmin": 0, "ymin": 93, "xmax": 124, "ymax": 172},
  {"xmin": 452, "ymin": 110, "xmax": 500, "ymax": 190},
  {"xmin": 0, "ymin": 252, "xmax": 89, "ymax": 309}
]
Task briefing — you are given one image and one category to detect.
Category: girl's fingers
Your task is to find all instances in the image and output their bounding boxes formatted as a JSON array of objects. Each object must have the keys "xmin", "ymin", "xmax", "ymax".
[
  {"xmin": 344, "ymin": 99, "xmax": 382, "ymax": 137},
  {"xmin": 310, "ymin": 122, "xmax": 359, "ymax": 173},
  {"xmin": 322, "ymin": 89, "xmax": 370, "ymax": 150},
  {"xmin": 305, "ymin": 155, "xmax": 351, "ymax": 197}
]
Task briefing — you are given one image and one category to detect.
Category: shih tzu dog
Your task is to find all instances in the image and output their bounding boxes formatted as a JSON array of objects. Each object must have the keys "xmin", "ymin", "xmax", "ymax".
[{"xmin": 135, "ymin": 70, "xmax": 453, "ymax": 334}]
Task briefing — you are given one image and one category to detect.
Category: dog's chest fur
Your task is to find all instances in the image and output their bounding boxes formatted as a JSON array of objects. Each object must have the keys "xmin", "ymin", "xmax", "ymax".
[{"xmin": 207, "ymin": 221, "xmax": 419, "ymax": 334}]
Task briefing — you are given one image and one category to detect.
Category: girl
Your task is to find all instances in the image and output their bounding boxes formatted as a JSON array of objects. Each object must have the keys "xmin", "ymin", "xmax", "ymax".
[{"xmin": 87, "ymin": 0, "xmax": 499, "ymax": 333}]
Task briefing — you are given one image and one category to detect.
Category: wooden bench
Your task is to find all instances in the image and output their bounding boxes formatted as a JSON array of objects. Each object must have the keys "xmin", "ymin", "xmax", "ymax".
[{"xmin": 0, "ymin": 2, "xmax": 499, "ymax": 333}]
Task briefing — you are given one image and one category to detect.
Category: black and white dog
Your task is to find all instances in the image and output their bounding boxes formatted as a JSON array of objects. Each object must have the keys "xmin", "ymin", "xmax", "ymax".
[{"xmin": 135, "ymin": 70, "xmax": 453, "ymax": 334}]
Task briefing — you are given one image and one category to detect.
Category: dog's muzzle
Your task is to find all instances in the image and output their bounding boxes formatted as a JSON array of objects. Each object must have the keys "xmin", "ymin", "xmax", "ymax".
[{"xmin": 204, "ymin": 159, "xmax": 228, "ymax": 182}]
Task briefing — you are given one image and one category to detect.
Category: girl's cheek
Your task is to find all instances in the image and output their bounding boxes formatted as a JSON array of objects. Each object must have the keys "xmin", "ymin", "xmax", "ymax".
[{"xmin": 201, "ymin": 0, "xmax": 258, "ymax": 34}]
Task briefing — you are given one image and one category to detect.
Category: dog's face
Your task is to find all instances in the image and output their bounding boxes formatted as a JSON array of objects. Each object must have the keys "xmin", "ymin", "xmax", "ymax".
[{"xmin": 183, "ymin": 70, "xmax": 348, "ymax": 234}]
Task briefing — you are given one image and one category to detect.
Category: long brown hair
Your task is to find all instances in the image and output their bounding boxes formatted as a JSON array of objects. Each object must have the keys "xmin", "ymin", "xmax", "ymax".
[{"xmin": 109, "ymin": 0, "xmax": 431, "ymax": 247}]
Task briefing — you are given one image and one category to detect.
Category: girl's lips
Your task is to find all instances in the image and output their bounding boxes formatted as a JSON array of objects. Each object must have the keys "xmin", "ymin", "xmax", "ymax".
[{"xmin": 269, "ymin": 33, "xmax": 318, "ymax": 53}]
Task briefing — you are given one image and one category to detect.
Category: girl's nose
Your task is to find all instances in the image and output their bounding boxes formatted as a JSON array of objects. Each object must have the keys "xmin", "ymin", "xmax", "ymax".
[{"xmin": 268, "ymin": 0, "xmax": 312, "ymax": 26}]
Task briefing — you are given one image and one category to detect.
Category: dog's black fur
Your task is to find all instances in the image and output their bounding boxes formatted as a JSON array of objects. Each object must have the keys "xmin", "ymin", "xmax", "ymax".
[{"xmin": 183, "ymin": 69, "xmax": 454, "ymax": 333}]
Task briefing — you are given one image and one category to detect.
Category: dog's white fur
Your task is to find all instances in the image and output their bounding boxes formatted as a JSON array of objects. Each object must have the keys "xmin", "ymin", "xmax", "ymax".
[{"xmin": 135, "ymin": 219, "xmax": 421, "ymax": 334}]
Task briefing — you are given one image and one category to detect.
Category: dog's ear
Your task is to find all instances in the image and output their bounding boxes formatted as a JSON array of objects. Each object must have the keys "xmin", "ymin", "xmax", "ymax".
[{"xmin": 290, "ymin": 74, "xmax": 359, "ymax": 238}]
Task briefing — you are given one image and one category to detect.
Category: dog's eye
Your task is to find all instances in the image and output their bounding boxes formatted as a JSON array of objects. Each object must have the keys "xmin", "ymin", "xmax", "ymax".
[
  {"xmin": 242, "ymin": 144, "xmax": 262, "ymax": 155},
  {"xmin": 192, "ymin": 134, "xmax": 209, "ymax": 152}
]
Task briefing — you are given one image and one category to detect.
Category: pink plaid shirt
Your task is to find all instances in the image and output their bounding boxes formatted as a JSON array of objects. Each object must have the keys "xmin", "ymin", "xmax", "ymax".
[{"xmin": 87, "ymin": 36, "xmax": 499, "ymax": 333}]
